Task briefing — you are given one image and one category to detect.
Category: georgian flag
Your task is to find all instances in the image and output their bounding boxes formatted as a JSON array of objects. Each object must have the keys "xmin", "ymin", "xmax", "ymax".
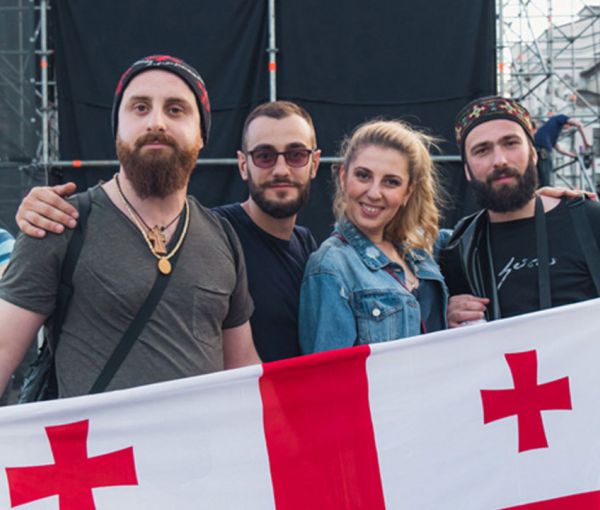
[{"xmin": 1, "ymin": 298, "xmax": 600, "ymax": 509}]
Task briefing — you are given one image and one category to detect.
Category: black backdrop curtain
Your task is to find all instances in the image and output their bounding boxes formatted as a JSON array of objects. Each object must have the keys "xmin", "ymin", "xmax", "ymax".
[{"xmin": 50, "ymin": 0, "xmax": 495, "ymax": 242}]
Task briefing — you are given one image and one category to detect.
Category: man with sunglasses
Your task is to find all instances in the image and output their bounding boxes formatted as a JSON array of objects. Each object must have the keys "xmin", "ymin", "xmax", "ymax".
[
  {"xmin": 212, "ymin": 101, "xmax": 320, "ymax": 361},
  {"xmin": 16, "ymin": 101, "xmax": 321, "ymax": 362}
]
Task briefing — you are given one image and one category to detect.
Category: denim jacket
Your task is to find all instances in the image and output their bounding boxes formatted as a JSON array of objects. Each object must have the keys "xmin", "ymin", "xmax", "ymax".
[{"xmin": 299, "ymin": 218, "xmax": 448, "ymax": 354}]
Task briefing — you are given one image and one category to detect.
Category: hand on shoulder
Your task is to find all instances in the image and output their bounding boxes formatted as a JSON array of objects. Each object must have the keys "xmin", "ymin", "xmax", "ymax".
[
  {"xmin": 537, "ymin": 186, "xmax": 597, "ymax": 202},
  {"xmin": 16, "ymin": 182, "xmax": 79, "ymax": 238}
]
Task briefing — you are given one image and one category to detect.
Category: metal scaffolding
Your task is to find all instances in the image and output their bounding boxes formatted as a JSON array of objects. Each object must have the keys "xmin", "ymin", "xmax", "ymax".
[
  {"xmin": 0, "ymin": 0, "xmax": 488, "ymax": 223},
  {"xmin": 0, "ymin": 0, "xmax": 59, "ymax": 166},
  {"xmin": 0, "ymin": 0, "xmax": 56, "ymax": 233},
  {"xmin": 5, "ymin": 0, "xmax": 284, "ymax": 179},
  {"xmin": 1, "ymin": 0, "xmax": 34, "ymax": 162},
  {"xmin": 497, "ymin": 0, "xmax": 600, "ymax": 191}
]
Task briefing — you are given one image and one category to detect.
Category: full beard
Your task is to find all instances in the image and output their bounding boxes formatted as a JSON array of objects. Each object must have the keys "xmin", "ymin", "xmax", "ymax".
[
  {"xmin": 247, "ymin": 175, "xmax": 311, "ymax": 219},
  {"xmin": 469, "ymin": 156, "xmax": 538, "ymax": 213},
  {"xmin": 116, "ymin": 132, "xmax": 200, "ymax": 199}
]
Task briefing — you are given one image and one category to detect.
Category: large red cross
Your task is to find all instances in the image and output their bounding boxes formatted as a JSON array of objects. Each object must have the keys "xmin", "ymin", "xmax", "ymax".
[
  {"xmin": 6, "ymin": 419, "xmax": 138, "ymax": 509},
  {"xmin": 481, "ymin": 350, "xmax": 572, "ymax": 453}
]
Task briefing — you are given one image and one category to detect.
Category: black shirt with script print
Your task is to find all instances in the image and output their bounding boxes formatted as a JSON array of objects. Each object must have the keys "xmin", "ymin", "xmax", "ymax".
[{"xmin": 489, "ymin": 199, "xmax": 600, "ymax": 318}]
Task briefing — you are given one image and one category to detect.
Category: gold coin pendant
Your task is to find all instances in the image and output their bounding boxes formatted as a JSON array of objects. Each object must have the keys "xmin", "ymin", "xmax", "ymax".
[{"xmin": 158, "ymin": 257, "xmax": 172, "ymax": 275}]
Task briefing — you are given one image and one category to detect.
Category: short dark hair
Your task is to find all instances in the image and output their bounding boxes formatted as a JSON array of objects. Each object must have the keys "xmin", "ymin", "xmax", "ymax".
[{"xmin": 241, "ymin": 101, "xmax": 316, "ymax": 151}]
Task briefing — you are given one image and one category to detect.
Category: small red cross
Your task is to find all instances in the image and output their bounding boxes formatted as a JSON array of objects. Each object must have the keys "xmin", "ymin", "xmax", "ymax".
[
  {"xmin": 481, "ymin": 350, "xmax": 572, "ymax": 453},
  {"xmin": 6, "ymin": 419, "xmax": 138, "ymax": 509}
]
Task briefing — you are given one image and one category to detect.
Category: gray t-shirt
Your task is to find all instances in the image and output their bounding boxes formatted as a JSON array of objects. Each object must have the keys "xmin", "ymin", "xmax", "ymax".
[{"xmin": 0, "ymin": 185, "xmax": 253, "ymax": 397}]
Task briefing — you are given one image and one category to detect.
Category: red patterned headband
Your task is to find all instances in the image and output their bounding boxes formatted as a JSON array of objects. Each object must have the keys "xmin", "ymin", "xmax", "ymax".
[{"xmin": 455, "ymin": 96, "xmax": 534, "ymax": 155}]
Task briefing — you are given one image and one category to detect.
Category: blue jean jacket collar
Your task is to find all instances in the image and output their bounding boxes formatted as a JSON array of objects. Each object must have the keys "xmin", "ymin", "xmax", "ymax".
[
  {"xmin": 336, "ymin": 217, "xmax": 434, "ymax": 277},
  {"xmin": 336, "ymin": 218, "xmax": 390, "ymax": 271}
]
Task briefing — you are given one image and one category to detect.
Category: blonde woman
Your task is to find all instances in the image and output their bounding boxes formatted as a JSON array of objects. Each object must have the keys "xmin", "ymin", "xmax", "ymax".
[{"xmin": 299, "ymin": 120, "xmax": 449, "ymax": 353}]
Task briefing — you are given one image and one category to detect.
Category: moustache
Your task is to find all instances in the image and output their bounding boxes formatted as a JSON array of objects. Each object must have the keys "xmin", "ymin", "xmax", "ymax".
[
  {"xmin": 486, "ymin": 166, "xmax": 520, "ymax": 184},
  {"xmin": 134, "ymin": 132, "xmax": 177, "ymax": 151},
  {"xmin": 265, "ymin": 178, "xmax": 301, "ymax": 188}
]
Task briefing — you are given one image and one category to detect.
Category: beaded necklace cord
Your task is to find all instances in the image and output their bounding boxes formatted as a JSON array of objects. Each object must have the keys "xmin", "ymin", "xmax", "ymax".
[
  {"xmin": 115, "ymin": 174, "xmax": 189, "ymax": 275},
  {"xmin": 114, "ymin": 174, "xmax": 182, "ymax": 255}
]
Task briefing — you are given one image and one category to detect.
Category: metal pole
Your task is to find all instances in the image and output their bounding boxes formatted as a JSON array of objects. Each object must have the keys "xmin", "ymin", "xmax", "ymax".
[
  {"xmin": 497, "ymin": 0, "xmax": 504, "ymax": 95},
  {"xmin": 46, "ymin": 154, "xmax": 462, "ymax": 169},
  {"xmin": 575, "ymin": 153, "xmax": 595, "ymax": 192},
  {"xmin": 546, "ymin": 0, "xmax": 554, "ymax": 115},
  {"xmin": 39, "ymin": 0, "xmax": 49, "ymax": 183},
  {"xmin": 570, "ymin": 0, "xmax": 576, "ymax": 119},
  {"xmin": 267, "ymin": 0, "xmax": 277, "ymax": 101},
  {"xmin": 18, "ymin": 0, "xmax": 25, "ymax": 153},
  {"xmin": 554, "ymin": 73, "xmax": 598, "ymax": 118}
]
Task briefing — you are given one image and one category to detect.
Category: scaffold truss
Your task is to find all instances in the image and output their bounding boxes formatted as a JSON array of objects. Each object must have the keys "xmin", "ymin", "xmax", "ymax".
[
  {"xmin": 497, "ymin": 0, "xmax": 600, "ymax": 191},
  {"xmin": 5, "ymin": 1, "xmax": 597, "ymax": 203}
]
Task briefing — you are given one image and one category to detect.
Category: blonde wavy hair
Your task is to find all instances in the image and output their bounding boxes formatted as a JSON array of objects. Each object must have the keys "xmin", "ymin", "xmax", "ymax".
[{"xmin": 332, "ymin": 120, "xmax": 441, "ymax": 254}]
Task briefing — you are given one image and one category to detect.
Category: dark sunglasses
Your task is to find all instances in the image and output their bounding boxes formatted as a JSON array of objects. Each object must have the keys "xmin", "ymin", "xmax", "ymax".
[{"xmin": 247, "ymin": 148, "xmax": 315, "ymax": 169}]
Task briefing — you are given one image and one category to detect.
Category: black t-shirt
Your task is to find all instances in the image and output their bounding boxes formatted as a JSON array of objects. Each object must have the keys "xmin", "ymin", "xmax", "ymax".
[
  {"xmin": 489, "ymin": 199, "xmax": 600, "ymax": 318},
  {"xmin": 213, "ymin": 203, "xmax": 317, "ymax": 362}
]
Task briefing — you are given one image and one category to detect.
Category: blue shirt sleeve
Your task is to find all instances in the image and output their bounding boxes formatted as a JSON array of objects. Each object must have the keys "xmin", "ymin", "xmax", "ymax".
[
  {"xmin": 434, "ymin": 228, "xmax": 454, "ymax": 258},
  {"xmin": 0, "ymin": 229, "xmax": 15, "ymax": 265},
  {"xmin": 534, "ymin": 114, "xmax": 570, "ymax": 150},
  {"xmin": 299, "ymin": 271, "xmax": 357, "ymax": 354}
]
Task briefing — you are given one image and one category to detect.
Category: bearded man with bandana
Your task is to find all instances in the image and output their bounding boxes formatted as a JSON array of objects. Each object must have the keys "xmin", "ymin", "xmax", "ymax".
[{"xmin": 440, "ymin": 96, "xmax": 600, "ymax": 327}]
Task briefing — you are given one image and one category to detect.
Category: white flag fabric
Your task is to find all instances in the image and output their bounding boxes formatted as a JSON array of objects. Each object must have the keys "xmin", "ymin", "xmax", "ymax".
[{"xmin": 1, "ymin": 298, "xmax": 600, "ymax": 509}]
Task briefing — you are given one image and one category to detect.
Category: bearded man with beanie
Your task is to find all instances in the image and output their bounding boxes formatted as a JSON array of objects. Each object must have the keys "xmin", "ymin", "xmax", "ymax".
[
  {"xmin": 440, "ymin": 96, "xmax": 600, "ymax": 327},
  {"xmin": 0, "ymin": 55, "xmax": 259, "ymax": 399},
  {"xmin": 16, "ymin": 99, "xmax": 322, "ymax": 364}
]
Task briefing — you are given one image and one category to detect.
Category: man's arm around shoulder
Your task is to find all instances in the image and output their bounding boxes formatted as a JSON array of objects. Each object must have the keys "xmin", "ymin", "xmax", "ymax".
[{"xmin": 0, "ymin": 298, "xmax": 46, "ymax": 394}]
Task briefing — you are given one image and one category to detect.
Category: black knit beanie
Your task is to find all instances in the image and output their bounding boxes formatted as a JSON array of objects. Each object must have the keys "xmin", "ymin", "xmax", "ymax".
[{"xmin": 111, "ymin": 55, "xmax": 211, "ymax": 143}]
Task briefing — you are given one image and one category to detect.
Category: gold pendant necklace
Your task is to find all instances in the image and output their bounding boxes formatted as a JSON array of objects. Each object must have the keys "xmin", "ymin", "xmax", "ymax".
[
  {"xmin": 115, "ymin": 174, "xmax": 189, "ymax": 274},
  {"xmin": 115, "ymin": 174, "xmax": 182, "ymax": 255},
  {"xmin": 147, "ymin": 226, "xmax": 168, "ymax": 255},
  {"xmin": 158, "ymin": 257, "xmax": 172, "ymax": 275}
]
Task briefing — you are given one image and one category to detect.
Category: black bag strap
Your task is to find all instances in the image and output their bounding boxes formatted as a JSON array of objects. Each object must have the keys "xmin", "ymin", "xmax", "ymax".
[
  {"xmin": 569, "ymin": 198, "xmax": 600, "ymax": 296},
  {"xmin": 88, "ymin": 206, "xmax": 188, "ymax": 394},
  {"xmin": 535, "ymin": 196, "xmax": 552, "ymax": 310},
  {"xmin": 50, "ymin": 189, "xmax": 92, "ymax": 352},
  {"xmin": 482, "ymin": 199, "xmax": 551, "ymax": 318},
  {"xmin": 483, "ymin": 220, "xmax": 502, "ymax": 320}
]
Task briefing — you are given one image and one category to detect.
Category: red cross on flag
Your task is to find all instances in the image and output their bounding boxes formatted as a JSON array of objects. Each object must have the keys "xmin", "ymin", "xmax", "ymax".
[
  {"xmin": 6, "ymin": 420, "xmax": 137, "ymax": 509},
  {"xmin": 1, "ymin": 298, "xmax": 600, "ymax": 508}
]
